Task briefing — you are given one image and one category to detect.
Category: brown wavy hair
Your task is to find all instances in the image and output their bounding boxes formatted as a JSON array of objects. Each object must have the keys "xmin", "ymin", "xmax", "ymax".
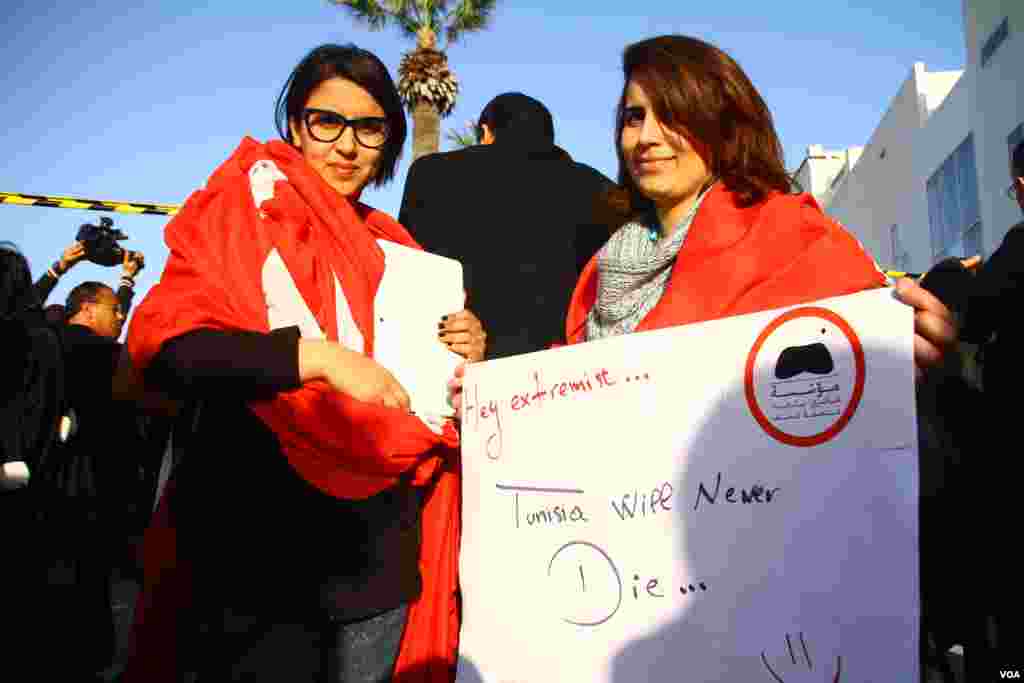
[{"xmin": 605, "ymin": 35, "xmax": 792, "ymax": 221}]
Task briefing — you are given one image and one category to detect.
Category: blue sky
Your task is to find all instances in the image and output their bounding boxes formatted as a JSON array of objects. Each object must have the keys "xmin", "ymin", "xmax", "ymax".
[{"xmin": 2, "ymin": 0, "xmax": 965, "ymax": 321}]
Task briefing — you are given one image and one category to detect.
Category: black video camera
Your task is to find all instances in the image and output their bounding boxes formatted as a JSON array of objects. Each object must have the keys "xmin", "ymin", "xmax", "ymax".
[{"xmin": 75, "ymin": 217, "xmax": 129, "ymax": 267}]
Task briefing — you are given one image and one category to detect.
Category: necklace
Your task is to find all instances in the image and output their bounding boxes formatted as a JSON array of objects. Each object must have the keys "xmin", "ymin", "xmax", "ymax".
[{"xmin": 646, "ymin": 190, "xmax": 708, "ymax": 244}]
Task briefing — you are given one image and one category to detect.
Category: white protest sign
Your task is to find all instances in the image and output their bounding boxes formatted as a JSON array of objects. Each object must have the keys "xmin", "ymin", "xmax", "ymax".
[{"xmin": 457, "ymin": 288, "xmax": 918, "ymax": 682}]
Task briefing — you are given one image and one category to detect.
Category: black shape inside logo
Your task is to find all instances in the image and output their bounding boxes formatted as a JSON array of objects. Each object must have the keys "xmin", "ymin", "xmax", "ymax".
[{"xmin": 774, "ymin": 343, "xmax": 834, "ymax": 380}]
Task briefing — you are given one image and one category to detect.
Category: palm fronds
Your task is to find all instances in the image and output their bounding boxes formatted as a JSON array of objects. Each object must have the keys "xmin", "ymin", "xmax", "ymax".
[
  {"xmin": 445, "ymin": 119, "xmax": 478, "ymax": 149},
  {"xmin": 328, "ymin": 0, "xmax": 419, "ymax": 39},
  {"xmin": 329, "ymin": 0, "xmax": 390, "ymax": 31},
  {"xmin": 445, "ymin": 0, "xmax": 497, "ymax": 45},
  {"xmin": 331, "ymin": 0, "xmax": 496, "ymax": 49},
  {"xmin": 397, "ymin": 48, "xmax": 459, "ymax": 117}
]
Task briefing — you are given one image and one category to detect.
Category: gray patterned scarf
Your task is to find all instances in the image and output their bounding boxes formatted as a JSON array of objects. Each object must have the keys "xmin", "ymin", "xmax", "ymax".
[{"xmin": 586, "ymin": 185, "xmax": 712, "ymax": 341}]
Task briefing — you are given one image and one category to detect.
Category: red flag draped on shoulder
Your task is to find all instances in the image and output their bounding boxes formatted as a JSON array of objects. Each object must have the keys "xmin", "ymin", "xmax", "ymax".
[
  {"xmin": 123, "ymin": 137, "xmax": 461, "ymax": 682},
  {"xmin": 566, "ymin": 184, "xmax": 888, "ymax": 342}
]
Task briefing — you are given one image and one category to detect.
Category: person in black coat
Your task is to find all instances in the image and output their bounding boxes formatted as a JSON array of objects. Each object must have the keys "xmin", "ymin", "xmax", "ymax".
[
  {"xmin": 961, "ymin": 140, "xmax": 1024, "ymax": 395},
  {"xmin": 399, "ymin": 92, "xmax": 616, "ymax": 359},
  {"xmin": 1, "ymin": 243, "xmax": 64, "ymax": 495},
  {"xmin": 956, "ymin": 140, "xmax": 1024, "ymax": 677},
  {"xmin": 0, "ymin": 242, "xmax": 70, "ymax": 679}
]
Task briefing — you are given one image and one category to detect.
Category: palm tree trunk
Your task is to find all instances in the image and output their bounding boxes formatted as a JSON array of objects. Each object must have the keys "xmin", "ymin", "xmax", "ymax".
[
  {"xmin": 409, "ymin": 25, "xmax": 441, "ymax": 161},
  {"xmin": 412, "ymin": 99, "xmax": 440, "ymax": 161},
  {"xmin": 416, "ymin": 25, "xmax": 437, "ymax": 50}
]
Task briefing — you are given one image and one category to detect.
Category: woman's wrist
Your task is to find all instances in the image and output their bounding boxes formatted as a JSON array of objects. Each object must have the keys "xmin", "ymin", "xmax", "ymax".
[{"xmin": 297, "ymin": 339, "xmax": 327, "ymax": 383}]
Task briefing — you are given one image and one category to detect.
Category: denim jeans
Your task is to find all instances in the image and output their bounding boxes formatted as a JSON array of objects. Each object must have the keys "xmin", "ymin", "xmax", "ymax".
[
  {"xmin": 193, "ymin": 603, "xmax": 408, "ymax": 682},
  {"xmin": 328, "ymin": 605, "xmax": 408, "ymax": 682}
]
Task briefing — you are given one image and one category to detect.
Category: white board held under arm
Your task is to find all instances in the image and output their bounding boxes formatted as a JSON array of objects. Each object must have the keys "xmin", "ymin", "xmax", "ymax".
[{"xmin": 373, "ymin": 239, "xmax": 465, "ymax": 419}]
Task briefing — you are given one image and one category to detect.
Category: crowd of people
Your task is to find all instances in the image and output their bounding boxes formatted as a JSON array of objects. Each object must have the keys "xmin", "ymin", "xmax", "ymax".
[
  {"xmin": 1, "ymin": 235, "xmax": 171, "ymax": 680},
  {"xmin": 2, "ymin": 32, "xmax": 1021, "ymax": 683}
]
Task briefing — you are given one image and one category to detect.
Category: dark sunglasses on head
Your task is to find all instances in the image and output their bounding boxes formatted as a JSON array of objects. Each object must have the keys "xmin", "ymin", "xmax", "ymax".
[{"xmin": 302, "ymin": 108, "xmax": 389, "ymax": 149}]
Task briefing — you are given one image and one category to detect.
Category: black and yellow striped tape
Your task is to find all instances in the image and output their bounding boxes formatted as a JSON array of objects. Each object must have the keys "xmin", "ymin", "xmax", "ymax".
[
  {"xmin": 1, "ymin": 191, "xmax": 180, "ymax": 216},
  {"xmin": 3, "ymin": 189, "xmax": 923, "ymax": 278}
]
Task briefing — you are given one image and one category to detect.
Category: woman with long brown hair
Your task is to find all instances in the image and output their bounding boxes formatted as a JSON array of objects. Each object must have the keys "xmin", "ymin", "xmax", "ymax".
[{"xmin": 566, "ymin": 35, "xmax": 954, "ymax": 367}]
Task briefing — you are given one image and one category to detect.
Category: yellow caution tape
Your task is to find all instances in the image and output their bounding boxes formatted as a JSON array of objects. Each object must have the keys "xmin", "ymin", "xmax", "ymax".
[
  {"xmin": 1, "ymin": 191, "xmax": 180, "ymax": 216},
  {"xmin": 3, "ymin": 190, "xmax": 927, "ymax": 278}
]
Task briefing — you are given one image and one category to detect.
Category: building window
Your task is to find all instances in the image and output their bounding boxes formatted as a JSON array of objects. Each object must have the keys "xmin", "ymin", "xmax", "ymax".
[
  {"xmin": 889, "ymin": 224, "xmax": 911, "ymax": 271},
  {"xmin": 981, "ymin": 17, "xmax": 1010, "ymax": 68},
  {"xmin": 927, "ymin": 134, "xmax": 983, "ymax": 259},
  {"xmin": 830, "ymin": 166, "xmax": 846, "ymax": 189}
]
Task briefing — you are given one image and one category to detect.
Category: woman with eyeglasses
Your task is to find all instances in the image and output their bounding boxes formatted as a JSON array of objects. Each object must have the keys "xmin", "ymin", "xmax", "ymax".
[{"xmin": 123, "ymin": 44, "xmax": 482, "ymax": 682}]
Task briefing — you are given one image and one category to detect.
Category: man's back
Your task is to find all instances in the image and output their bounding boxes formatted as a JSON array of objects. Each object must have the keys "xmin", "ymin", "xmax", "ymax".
[
  {"xmin": 399, "ymin": 142, "xmax": 615, "ymax": 359},
  {"xmin": 56, "ymin": 323, "xmax": 150, "ymax": 519}
]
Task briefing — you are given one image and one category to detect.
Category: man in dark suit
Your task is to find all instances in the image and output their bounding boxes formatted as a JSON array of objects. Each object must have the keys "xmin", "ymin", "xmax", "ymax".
[
  {"xmin": 957, "ymin": 139, "xmax": 1024, "ymax": 676},
  {"xmin": 399, "ymin": 92, "xmax": 616, "ymax": 359}
]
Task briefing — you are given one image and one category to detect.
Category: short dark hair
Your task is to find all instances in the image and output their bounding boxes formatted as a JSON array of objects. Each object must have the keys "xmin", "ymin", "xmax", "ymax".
[
  {"xmin": 65, "ymin": 281, "xmax": 113, "ymax": 320},
  {"xmin": 0, "ymin": 242, "xmax": 36, "ymax": 318},
  {"xmin": 611, "ymin": 35, "xmax": 792, "ymax": 215},
  {"xmin": 477, "ymin": 92, "xmax": 555, "ymax": 145},
  {"xmin": 1013, "ymin": 139, "xmax": 1024, "ymax": 178},
  {"xmin": 274, "ymin": 44, "xmax": 407, "ymax": 187}
]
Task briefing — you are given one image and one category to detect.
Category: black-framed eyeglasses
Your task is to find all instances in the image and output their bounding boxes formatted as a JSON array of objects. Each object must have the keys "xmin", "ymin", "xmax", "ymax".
[{"xmin": 302, "ymin": 108, "xmax": 389, "ymax": 149}]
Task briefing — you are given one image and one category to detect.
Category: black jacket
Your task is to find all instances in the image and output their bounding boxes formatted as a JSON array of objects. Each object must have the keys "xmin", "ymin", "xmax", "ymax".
[
  {"xmin": 960, "ymin": 220, "xmax": 1024, "ymax": 398},
  {"xmin": 50, "ymin": 324, "xmax": 135, "ymax": 510},
  {"xmin": 1, "ymin": 314, "xmax": 63, "ymax": 474},
  {"xmin": 145, "ymin": 327, "xmax": 422, "ymax": 619},
  {"xmin": 398, "ymin": 142, "xmax": 616, "ymax": 359}
]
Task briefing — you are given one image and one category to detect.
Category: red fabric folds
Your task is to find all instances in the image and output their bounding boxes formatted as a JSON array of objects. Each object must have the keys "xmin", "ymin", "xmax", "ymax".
[
  {"xmin": 567, "ymin": 184, "xmax": 888, "ymax": 342},
  {"xmin": 123, "ymin": 137, "xmax": 460, "ymax": 682}
]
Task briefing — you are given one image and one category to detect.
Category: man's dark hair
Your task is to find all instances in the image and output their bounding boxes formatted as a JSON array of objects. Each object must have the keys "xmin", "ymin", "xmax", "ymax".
[
  {"xmin": 275, "ymin": 43, "xmax": 407, "ymax": 187},
  {"xmin": 477, "ymin": 92, "xmax": 555, "ymax": 146},
  {"xmin": 65, "ymin": 281, "xmax": 112, "ymax": 320},
  {"xmin": 0, "ymin": 241, "xmax": 36, "ymax": 318},
  {"xmin": 1013, "ymin": 139, "xmax": 1024, "ymax": 178}
]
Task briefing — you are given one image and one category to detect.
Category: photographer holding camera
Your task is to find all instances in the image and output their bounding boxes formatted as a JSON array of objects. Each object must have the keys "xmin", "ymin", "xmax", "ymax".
[
  {"xmin": 34, "ymin": 217, "xmax": 145, "ymax": 331},
  {"xmin": 16, "ymin": 218, "xmax": 166, "ymax": 680}
]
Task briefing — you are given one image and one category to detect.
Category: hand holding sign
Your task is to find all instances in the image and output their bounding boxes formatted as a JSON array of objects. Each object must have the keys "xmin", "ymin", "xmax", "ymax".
[{"xmin": 457, "ymin": 289, "xmax": 918, "ymax": 682}]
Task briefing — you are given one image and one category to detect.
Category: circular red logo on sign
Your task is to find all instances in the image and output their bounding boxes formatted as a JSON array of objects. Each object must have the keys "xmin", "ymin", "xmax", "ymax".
[{"xmin": 744, "ymin": 306, "xmax": 865, "ymax": 447}]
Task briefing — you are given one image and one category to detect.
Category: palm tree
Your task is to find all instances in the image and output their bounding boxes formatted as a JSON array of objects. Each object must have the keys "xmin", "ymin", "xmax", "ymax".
[
  {"xmin": 330, "ymin": 0, "xmax": 498, "ymax": 161},
  {"xmin": 444, "ymin": 118, "xmax": 478, "ymax": 150}
]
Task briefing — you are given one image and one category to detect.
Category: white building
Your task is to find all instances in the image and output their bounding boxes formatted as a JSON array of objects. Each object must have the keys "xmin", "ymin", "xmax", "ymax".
[{"xmin": 796, "ymin": 0, "xmax": 1023, "ymax": 273}]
